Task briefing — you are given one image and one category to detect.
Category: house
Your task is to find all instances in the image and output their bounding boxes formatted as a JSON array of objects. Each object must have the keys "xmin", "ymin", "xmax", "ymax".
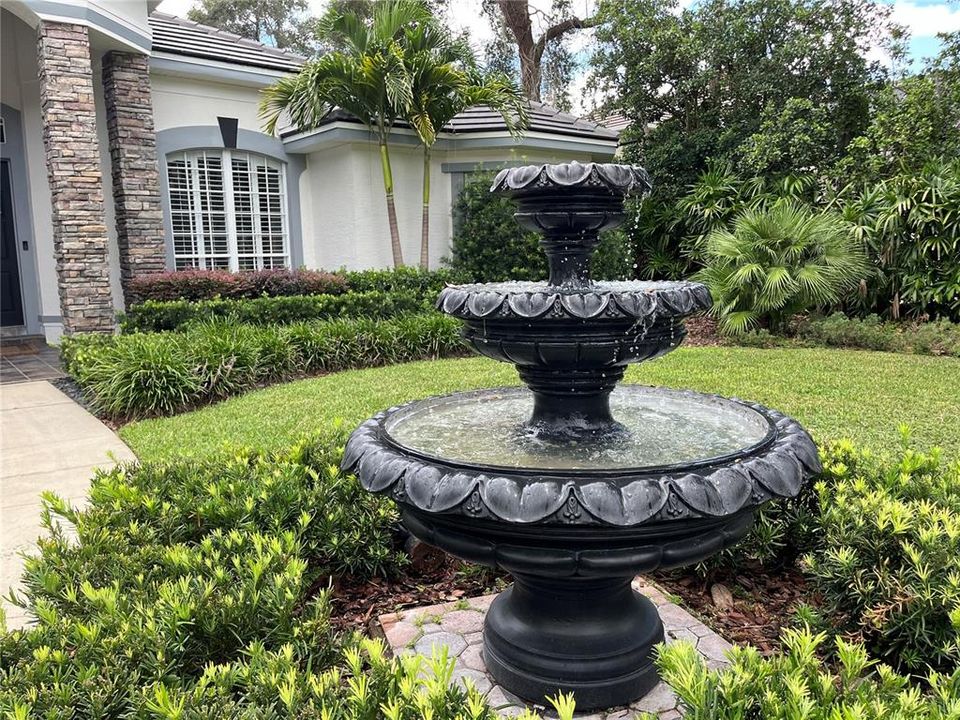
[{"xmin": 0, "ymin": 1, "xmax": 620, "ymax": 341}]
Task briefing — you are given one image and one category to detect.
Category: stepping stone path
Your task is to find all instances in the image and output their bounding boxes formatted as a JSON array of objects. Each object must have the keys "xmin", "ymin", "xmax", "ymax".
[{"xmin": 378, "ymin": 579, "xmax": 733, "ymax": 719}]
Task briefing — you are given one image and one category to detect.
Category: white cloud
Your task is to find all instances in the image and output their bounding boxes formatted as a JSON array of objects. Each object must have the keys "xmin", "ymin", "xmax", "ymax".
[{"xmin": 891, "ymin": 0, "xmax": 960, "ymax": 37}]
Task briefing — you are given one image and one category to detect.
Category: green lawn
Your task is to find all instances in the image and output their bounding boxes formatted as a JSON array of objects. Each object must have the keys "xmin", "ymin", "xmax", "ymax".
[{"xmin": 122, "ymin": 347, "xmax": 960, "ymax": 463}]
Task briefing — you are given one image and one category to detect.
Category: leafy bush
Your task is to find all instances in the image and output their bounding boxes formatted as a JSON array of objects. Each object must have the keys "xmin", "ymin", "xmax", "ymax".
[
  {"xmin": 449, "ymin": 171, "xmax": 635, "ymax": 282},
  {"xmin": 129, "ymin": 268, "xmax": 348, "ymax": 302},
  {"xmin": 650, "ymin": 628, "xmax": 960, "ymax": 720},
  {"xmin": 342, "ymin": 266, "xmax": 466, "ymax": 295},
  {"xmin": 120, "ymin": 290, "xmax": 431, "ymax": 333},
  {"xmin": 62, "ymin": 314, "xmax": 464, "ymax": 419},
  {"xmin": 838, "ymin": 158, "xmax": 960, "ymax": 321},
  {"xmin": 0, "ymin": 433, "xmax": 478, "ymax": 716},
  {"xmin": 697, "ymin": 203, "xmax": 868, "ymax": 334},
  {"xmin": 802, "ymin": 436, "xmax": 960, "ymax": 672},
  {"xmin": 794, "ymin": 313, "xmax": 960, "ymax": 357}
]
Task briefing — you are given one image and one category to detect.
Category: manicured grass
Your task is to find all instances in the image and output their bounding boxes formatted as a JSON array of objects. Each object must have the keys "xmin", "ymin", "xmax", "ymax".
[{"xmin": 122, "ymin": 347, "xmax": 960, "ymax": 462}]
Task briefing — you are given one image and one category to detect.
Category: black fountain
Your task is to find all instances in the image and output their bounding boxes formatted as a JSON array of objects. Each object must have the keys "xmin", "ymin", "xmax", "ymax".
[{"xmin": 343, "ymin": 161, "xmax": 820, "ymax": 711}]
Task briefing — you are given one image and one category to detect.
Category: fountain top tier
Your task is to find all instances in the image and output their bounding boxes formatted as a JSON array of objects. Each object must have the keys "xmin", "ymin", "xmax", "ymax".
[{"xmin": 487, "ymin": 161, "xmax": 653, "ymax": 288}]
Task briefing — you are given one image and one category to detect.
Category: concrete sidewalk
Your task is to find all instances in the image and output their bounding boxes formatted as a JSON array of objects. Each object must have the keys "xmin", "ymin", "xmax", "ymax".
[{"xmin": 1, "ymin": 381, "xmax": 136, "ymax": 629}]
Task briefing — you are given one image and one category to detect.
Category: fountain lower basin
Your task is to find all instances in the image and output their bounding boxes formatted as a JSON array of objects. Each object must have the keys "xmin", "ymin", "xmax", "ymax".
[{"xmin": 342, "ymin": 385, "xmax": 819, "ymax": 709}]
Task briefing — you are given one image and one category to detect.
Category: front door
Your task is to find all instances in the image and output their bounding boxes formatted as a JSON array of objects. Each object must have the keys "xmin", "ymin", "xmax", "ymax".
[{"xmin": 0, "ymin": 160, "xmax": 24, "ymax": 327}]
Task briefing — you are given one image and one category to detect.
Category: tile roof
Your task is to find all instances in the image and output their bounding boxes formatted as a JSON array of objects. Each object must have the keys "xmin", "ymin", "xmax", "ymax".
[
  {"xmin": 147, "ymin": 13, "xmax": 618, "ymax": 142},
  {"xmin": 148, "ymin": 12, "xmax": 305, "ymax": 73},
  {"xmin": 292, "ymin": 102, "xmax": 620, "ymax": 141}
]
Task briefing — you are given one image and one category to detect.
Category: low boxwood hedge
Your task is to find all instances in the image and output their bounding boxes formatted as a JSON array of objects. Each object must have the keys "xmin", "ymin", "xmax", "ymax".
[
  {"xmin": 119, "ymin": 290, "xmax": 433, "ymax": 333},
  {"xmin": 732, "ymin": 313, "xmax": 960, "ymax": 358},
  {"xmin": 62, "ymin": 314, "xmax": 464, "ymax": 419},
  {"xmin": 128, "ymin": 267, "xmax": 349, "ymax": 302},
  {"xmin": 127, "ymin": 267, "xmax": 465, "ymax": 304}
]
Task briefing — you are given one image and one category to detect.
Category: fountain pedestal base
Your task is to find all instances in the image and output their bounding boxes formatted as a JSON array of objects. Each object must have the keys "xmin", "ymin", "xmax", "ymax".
[{"xmin": 483, "ymin": 574, "xmax": 664, "ymax": 710}]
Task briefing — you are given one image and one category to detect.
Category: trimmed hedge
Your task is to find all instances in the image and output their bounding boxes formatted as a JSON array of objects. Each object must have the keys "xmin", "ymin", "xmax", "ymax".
[
  {"xmin": 128, "ymin": 268, "xmax": 348, "ymax": 302},
  {"xmin": 127, "ymin": 267, "xmax": 464, "ymax": 304},
  {"xmin": 119, "ymin": 290, "xmax": 432, "ymax": 333},
  {"xmin": 731, "ymin": 313, "xmax": 960, "ymax": 358},
  {"xmin": 795, "ymin": 313, "xmax": 960, "ymax": 357},
  {"xmin": 62, "ymin": 314, "xmax": 464, "ymax": 419}
]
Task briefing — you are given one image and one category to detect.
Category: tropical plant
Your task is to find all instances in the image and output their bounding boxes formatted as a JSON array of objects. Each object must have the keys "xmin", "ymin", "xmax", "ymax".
[
  {"xmin": 260, "ymin": 0, "xmax": 433, "ymax": 267},
  {"xmin": 402, "ymin": 23, "xmax": 527, "ymax": 268},
  {"xmin": 835, "ymin": 159, "xmax": 960, "ymax": 321},
  {"xmin": 649, "ymin": 629, "xmax": 960, "ymax": 720},
  {"xmin": 697, "ymin": 203, "xmax": 868, "ymax": 334}
]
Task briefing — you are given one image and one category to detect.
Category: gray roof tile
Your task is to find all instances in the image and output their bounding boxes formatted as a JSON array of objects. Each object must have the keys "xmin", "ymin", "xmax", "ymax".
[{"xmin": 148, "ymin": 12, "xmax": 305, "ymax": 73}]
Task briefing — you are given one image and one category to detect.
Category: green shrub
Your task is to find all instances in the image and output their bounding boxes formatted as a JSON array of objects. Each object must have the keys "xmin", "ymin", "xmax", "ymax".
[
  {"xmin": 129, "ymin": 268, "xmax": 349, "ymax": 302},
  {"xmin": 120, "ymin": 290, "xmax": 431, "ymax": 333},
  {"xmin": 449, "ymin": 171, "xmax": 635, "ymax": 282},
  {"xmin": 64, "ymin": 314, "xmax": 464, "ymax": 419},
  {"xmin": 802, "ymin": 436, "xmax": 960, "ymax": 672},
  {"xmin": 342, "ymin": 266, "xmax": 467, "ymax": 295},
  {"xmin": 795, "ymin": 313, "xmax": 960, "ymax": 357},
  {"xmin": 697, "ymin": 203, "xmax": 868, "ymax": 334},
  {"xmin": 649, "ymin": 628, "xmax": 960, "ymax": 720}
]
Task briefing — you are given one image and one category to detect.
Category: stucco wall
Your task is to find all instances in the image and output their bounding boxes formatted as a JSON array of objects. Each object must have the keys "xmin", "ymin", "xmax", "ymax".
[
  {"xmin": 305, "ymin": 141, "xmax": 603, "ymax": 272},
  {"xmin": 151, "ymin": 74, "xmax": 266, "ymax": 133}
]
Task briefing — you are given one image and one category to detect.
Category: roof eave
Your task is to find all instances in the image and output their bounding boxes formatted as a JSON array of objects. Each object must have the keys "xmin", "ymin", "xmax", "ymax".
[
  {"xmin": 150, "ymin": 52, "xmax": 291, "ymax": 88},
  {"xmin": 282, "ymin": 122, "xmax": 618, "ymax": 157}
]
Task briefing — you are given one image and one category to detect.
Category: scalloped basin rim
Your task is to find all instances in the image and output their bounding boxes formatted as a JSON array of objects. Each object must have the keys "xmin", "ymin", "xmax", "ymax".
[{"xmin": 381, "ymin": 386, "xmax": 778, "ymax": 475}]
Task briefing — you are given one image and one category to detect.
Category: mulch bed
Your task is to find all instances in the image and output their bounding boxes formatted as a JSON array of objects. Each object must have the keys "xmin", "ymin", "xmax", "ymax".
[
  {"xmin": 324, "ymin": 556, "xmax": 508, "ymax": 635},
  {"xmin": 322, "ymin": 543, "xmax": 814, "ymax": 656},
  {"xmin": 655, "ymin": 563, "xmax": 817, "ymax": 654},
  {"xmin": 683, "ymin": 315, "xmax": 721, "ymax": 346}
]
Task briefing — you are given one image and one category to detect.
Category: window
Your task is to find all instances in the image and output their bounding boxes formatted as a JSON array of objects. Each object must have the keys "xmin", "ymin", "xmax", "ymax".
[{"xmin": 166, "ymin": 150, "xmax": 289, "ymax": 271}]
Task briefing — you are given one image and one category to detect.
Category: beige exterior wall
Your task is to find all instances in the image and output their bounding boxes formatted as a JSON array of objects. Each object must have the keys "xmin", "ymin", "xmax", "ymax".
[
  {"xmin": 151, "ymin": 74, "xmax": 267, "ymax": 133},
  {"xmin": 305, "ymin": 140, "xmax": 605, "ymax": 272}
]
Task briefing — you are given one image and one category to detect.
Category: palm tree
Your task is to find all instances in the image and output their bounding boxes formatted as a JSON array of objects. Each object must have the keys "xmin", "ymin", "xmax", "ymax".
[
  {"xmin": 697, "ymin": 202, "xmax": 868, "ymax": 335},
  {"xmin": 260, "ymin": 1, "xmax": 432, "ymax": 267},
  {"xmin": 402, "ymin": 25, "xmax": 527, "ymax": 268}
]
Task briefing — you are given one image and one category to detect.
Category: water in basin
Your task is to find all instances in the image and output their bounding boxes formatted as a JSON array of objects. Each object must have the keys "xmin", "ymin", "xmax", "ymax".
[{"xmin": 385, "ymin": 385, "xmax": 772, "ymax": 471}]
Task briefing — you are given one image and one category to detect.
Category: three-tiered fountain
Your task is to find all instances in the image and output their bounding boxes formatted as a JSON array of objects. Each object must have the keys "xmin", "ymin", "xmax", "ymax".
[{"xmin": 343, "ymin": 162, "xmax": 820, "ymax": 710}]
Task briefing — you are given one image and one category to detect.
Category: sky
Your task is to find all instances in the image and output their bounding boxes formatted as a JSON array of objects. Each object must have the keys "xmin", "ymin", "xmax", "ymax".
[{"xmin": 156, "ymin": 0, "xmax": 960, "ymax": 114}]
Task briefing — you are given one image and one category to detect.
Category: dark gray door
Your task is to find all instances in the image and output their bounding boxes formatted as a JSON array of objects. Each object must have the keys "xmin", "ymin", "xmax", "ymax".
[{"xmin": 1, "ymin": 160, "xmax": 24, "ymax": 327}]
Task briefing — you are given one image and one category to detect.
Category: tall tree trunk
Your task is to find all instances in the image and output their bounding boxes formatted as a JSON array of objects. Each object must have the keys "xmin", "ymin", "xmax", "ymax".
[
  {"xmin": 495, "ymin": 0, "xmax": 595, "ymax": 103},
  {"xmin": 378, "ymin": 141, "xmax": 404, "ymax": 267},
  {"xmin": 420, "ymin": 148, "xmax": 431, "ymax": 270}
]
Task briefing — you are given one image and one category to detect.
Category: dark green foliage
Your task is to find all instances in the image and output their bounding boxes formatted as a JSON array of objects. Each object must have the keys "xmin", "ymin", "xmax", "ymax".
[
  {"xmin": 129, "ymin": 268, "xmax": 348, "ymax": 302},
  {"xmin": 341, "ymin": 266, "xmax": 467, "ymax": 295},
  {"xmin": 793, "ymin": 313, "xmax": 960, "ymax": 357},
  {"xmin": 119, "ymin": 290, "xmax": 430, "ymax": 333},
  {"xmin": 649, "ymin": 628, "xmax": 960, "ymax": 720},
  {"xmin": 449, "ymin": 172, "xmax": 635, "ymax": 282},
  {"xmin": 697, "ymin": 203, "xmax": 868, "ymax": 334},
  {"xmin": 61, "ymin": 314, "xmax": 464, "ymax": 419},
  {"xmin": 0, "ymin": 433, "xmax": 502, "ymax": 717},
  {"xmin": 592, "ymin": 0, "xmax": 892, "ymax": 200},
  {"xmin": 838, "ymin": 159, "xmax": 960, "ymax": 321}
]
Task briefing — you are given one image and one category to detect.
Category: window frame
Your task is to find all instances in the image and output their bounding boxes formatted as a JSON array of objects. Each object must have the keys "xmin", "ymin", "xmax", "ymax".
[{"xmin": 165, "ymin": 148, "xmax": 290, "ymax": 272}]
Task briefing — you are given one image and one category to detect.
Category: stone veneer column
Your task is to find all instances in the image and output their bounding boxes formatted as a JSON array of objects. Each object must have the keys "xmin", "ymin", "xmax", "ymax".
[
  {"xmin": 37, "ymin": 22, "xmax": 115, "ymax": 333},
  {"xmin": 102, "ymin": 51, "xmax": 166, "ymax": 306}
]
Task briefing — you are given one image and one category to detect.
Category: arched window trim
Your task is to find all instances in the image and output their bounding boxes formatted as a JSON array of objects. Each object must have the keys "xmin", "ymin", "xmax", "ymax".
[{"xmin": 166, "ymin": 148, "xmax": 289, "ymax": 271}]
